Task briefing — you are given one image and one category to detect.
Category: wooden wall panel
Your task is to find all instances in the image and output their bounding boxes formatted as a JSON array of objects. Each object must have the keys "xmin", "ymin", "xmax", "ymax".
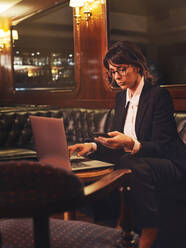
[
  {"xmin": 0, "ymin": 0, "xmax": 116, "ymax": 109},
  {"xmin": 0, "ymin": 47, "xmax": 14, "ymax": 98},
  {"xmin": 74, "ymin": 1, "xmax": 112, "ymax": 100},
  {"xmin": 167, "ymin": 87, "xmax": 186, "ymax": 112},
  {"xmin": 0, "ymin": 0, "xmax": 185, "ymax": 110}
]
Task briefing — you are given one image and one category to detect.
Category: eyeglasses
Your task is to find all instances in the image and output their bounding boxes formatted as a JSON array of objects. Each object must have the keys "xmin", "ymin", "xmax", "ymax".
[{"xmin": 107, "ymin": 65, "xmax": 130, "ymax": 78}]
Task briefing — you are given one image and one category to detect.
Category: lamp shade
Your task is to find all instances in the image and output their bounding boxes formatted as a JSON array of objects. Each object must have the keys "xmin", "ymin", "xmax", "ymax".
[
  {"xmin": 12, "ymin": 30, "xmax": 18, "ymax": 40},
  {"xmin": 69, "ymin": 0, "xmax": 84, "ymax": 7}
]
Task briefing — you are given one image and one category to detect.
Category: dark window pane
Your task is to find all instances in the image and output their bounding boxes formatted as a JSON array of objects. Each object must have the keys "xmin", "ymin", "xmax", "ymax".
[
  {"xmin": 108, "ymin": 0, "xmax": 186, "ymax": 86},
  {"xmin": 12, "ymin": 2, "xmax": 75, "ymax": 91}
]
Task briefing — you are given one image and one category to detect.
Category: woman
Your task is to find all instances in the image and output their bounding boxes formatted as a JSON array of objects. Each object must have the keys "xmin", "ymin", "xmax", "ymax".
[{"xmin": 69, "ymin": 41, "xmax": 186, "ymax": 248}]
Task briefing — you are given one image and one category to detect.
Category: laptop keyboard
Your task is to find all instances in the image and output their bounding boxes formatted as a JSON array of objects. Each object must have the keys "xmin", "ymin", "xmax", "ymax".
[
  {"xmin": 71, "ymin": 162, "xmax": 87, "ymax": 168},
  {"xmin": 70, "ymin": 154, "xmax": 85, "ymax": 161},
  {"xmin": 71, "ymin": 159, "xmax": 114, "ymax": 171}
]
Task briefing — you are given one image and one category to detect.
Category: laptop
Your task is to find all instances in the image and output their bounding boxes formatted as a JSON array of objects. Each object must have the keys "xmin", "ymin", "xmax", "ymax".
[{"xmin": 30, "ymin": 115, "xmax": 114, "ymax": 172}]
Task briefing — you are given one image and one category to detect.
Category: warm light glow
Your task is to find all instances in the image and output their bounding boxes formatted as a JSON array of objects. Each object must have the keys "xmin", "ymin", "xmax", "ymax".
[
  {"xmin": 69, "ymin": 0, "xmax": 104, "ymax": 24},
  {"xmin": 0, "ymin": 17, "xmax": 10, "ymax": 31},
  {"xmin": 0, "ymin": 0, "xmax": 23, "ymax": 14},
  {"xmin": 69, "ymin": 0, "xmax": 84, "ymax": 7},
  {"xmin": 0, "ymin": 29, "xmax": 18, "ymax": 51},
  {"xmin": 70, "ymin": 0, "xmax": 102, "ymax": 7},
  {"xmin": 84, "ymin": 0, "xmax": 94, "ymax": 2},
  {"xmin": 74, "ymin": 7, "xmax": 81, "ymax": 25},
  {"xmin": 12, "ymin": 30, "xmax": 18, "ymax": 40},
  {"xmin": 0, "ymin": 30, "xmax": 10, "ymax": 49}
]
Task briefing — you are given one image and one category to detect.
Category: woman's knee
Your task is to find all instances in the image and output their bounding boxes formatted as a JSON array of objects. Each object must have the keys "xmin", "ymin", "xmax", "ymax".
[
  {"xmin": 117, "ymin": 154, "xmax": 145, "ymax": 170},
  {"xmin": 116, "ymin": 154, "xmax": 134, "ymax": 168},
  {"xmin": 117, "ymin": 155, "xmax": 152, "ymax": 182}
]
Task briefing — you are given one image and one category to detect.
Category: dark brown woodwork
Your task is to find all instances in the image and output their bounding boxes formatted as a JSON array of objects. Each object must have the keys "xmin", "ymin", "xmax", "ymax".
[
  {"xmin": 74, "ymin": 1, "xmax": 114, "ymax": 100},
  {"xmin": 164, "ymin": 86, "xmax": 186, "ymax": 111},
  {"xmin": 0, "ymin": 0, "xmax": 116, "ymax": 109},
  {"xmin": 0, "ymin": 0, "xmax": 186, "ymax": 110},
  {"xmin": 0, "ymin": 46, "xmax": 14, "ymax": 97}
]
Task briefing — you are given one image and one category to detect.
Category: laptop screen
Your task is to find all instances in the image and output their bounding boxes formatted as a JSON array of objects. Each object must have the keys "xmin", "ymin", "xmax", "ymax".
[
  {"xmin": 30, "ymin": 115, "xmax": 72, "ymax": 171},
  {"xmin": 30, "ymin": 115, "xmax": 114, "ymax": 173}
]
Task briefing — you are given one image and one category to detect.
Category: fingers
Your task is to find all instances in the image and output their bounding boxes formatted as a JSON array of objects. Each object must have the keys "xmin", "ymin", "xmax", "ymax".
[
  {"xmin": 77, "ymin": 143, "xmax": 93, "ymax": 156},
  {"xmin": 108, "ymin": 131, "xmax": 120, "ymax": 137},
  {"xmin": 94, "ymin": 136, "xmax": 116, "ymax": 149},
  {"xmin": 95, "ymin": 131, "xmax": 124, "ymax": 149},
  {"xmin": 95, "ymin": 135, "xmax": 115, "ymax": 143},
  {"xmin": 77, "ymin": 150, "xmax": 85, "ymax": 156},
  {"xmin": 68, "ymin": 145, "xmax": 77, "ymax": 157},
  {"xmin": 68, "ymin": 144, "xmax": 82, "ymax": 157},
  {"xmin": 68, "ymin": 143, "xmax": 92, "ymax": 157}
]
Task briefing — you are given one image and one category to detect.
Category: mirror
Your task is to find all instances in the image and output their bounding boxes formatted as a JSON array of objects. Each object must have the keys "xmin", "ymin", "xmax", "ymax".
[
  {"xmin": 108, "ymin": 0, "xmax": 186, "ymax": 86},
  {"xmin": 12, "ymin": 2, "xmax": 75, "ymax": 91}
]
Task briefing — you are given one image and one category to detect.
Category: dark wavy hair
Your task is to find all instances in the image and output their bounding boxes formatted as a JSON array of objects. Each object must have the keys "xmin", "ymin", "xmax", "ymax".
[{"xmin": 104, "ymin": 41, "xmax": 154, "ymax": 85}]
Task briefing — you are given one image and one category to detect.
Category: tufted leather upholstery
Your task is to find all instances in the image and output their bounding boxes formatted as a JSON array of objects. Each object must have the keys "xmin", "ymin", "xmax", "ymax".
[
  {"xmin": 0, "ymin": 105, "xmax": 186, "ymax": 161},
  {"xmin": 0, "ymin": 105, "xmax": 113, "ymax": 161},
  {"xmin": 174, "ymin": 112, "xmax": 186, "ymax": 144}
]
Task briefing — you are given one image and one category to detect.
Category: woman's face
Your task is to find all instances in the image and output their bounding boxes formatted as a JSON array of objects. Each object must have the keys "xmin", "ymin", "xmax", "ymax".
[{"xmin": 108, "ymin": 62, "xmax": 141, "ymax": 94}]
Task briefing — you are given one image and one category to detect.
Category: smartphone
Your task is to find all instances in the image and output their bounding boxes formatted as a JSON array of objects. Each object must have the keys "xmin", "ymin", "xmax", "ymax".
[{"xmin": 91, "ymin": 132, "xmax": 111, "ymax": 138}]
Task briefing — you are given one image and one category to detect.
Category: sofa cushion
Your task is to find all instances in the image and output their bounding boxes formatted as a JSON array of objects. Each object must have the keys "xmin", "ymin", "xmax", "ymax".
[{"xmin": 0, "ymin": 148, "xmax": 37, "ymax": 161}]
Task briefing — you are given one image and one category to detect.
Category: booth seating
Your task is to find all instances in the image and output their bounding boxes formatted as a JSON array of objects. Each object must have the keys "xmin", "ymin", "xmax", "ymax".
[
  {"xmin": 0, "ymin": 104, "xmax": 186, "ymax": 161},
  {"xmin": 0, "ymin": 105, "xmax": 114, "ymax": 161}
]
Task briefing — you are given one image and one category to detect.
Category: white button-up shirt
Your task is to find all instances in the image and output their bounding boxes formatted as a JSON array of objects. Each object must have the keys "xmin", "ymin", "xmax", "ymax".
[
  {"xmin": 123, "ymin": 77, "xmax": 144, "ymax": 154},
  {"xmin": 90, "ymin": 77, "xmax": 144, "ymax": 155}
]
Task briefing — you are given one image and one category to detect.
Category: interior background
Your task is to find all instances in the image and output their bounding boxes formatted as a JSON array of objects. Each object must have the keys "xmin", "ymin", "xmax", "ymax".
[{"xmin": 0, "ymin": 0, "xmax": 186, "ymax": 110}]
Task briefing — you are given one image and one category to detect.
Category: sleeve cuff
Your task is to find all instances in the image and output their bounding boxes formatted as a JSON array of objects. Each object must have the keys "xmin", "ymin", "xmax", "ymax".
[
  {"xmin": 124, "ymin": 139, "xmax": 141, "ymax": 154},
  {"xmin": 84, "ymin": 142, "xmax": 97, "ymax": 155}
]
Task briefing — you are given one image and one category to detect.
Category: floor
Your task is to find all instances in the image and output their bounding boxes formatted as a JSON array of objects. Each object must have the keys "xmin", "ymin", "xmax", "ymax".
[{"xmin": 52, "ymin": 208, "xmax": 116, "ymax": 228}]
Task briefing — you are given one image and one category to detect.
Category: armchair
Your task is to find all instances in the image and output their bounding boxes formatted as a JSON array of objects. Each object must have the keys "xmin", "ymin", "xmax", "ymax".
[{"xmin": 0, "ymin": 160, "xmax": 135, "ymax": 248}]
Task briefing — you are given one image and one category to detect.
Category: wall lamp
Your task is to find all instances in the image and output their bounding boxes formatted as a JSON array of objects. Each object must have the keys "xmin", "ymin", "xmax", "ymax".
[
  {"xmin": 0, "ymin": 18, "xmax": 18, "ymax": 52},
  {"xmin": 0, "ymin": 29, "xmax": 18, "ymax": 51},
  {"xmin": 69, "ymin": 0, "xmax": 104, "ymax": 24}
]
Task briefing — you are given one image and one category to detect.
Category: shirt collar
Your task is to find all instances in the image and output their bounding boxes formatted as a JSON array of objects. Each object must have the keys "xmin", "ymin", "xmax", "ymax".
[{"xmin": 126, "ymin": 76, "xmax": 144, "ymax": 107}]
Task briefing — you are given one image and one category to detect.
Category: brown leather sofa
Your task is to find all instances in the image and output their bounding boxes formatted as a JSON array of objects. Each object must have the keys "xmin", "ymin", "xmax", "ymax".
[
  {"xmin": 0, "ymin": 104, "xmax": 185, "ymax": 161},
  {"xmin": 0, "ymin": 105, "xmax": 114, "ymax": 161}
]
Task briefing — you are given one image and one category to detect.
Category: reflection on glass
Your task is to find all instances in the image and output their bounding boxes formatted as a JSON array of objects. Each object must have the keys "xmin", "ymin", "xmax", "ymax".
[
  {"xmin": 12, "ymin": 2, "xmax": 75, "ymax": 91},
  {"xmin": 108, "ymin": 0, "xmax": 186, "ymax": 86}
]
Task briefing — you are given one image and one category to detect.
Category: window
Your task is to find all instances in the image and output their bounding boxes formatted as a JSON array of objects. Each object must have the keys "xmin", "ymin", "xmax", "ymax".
[
  {"xmin": 108, "ymin": 0, "xmax": 186, "ymax": 86},
  {"xmin": 12, "ymin": 2, "xmax": 75, "ymax": 91}
]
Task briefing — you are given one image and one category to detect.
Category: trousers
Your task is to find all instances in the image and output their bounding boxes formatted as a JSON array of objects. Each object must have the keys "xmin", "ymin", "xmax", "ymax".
[{"xmin": 117, "ymin": 153, "xmax": 185, "ymax": 231}]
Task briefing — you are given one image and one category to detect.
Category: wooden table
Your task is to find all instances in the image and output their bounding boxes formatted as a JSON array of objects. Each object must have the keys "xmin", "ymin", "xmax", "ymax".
[
  {"xmin": 64, "ymin": 167, "xmax": 114, "ymax": 220},
  {"xmin": 75, "ymin": 168, "xmax": 114, "ymax": 183}
]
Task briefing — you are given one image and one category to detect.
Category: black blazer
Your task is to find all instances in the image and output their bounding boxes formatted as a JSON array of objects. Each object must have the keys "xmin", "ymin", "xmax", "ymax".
[{"xmin": 93, "ymin": 81, "xmax": 186, "ymax": 174}]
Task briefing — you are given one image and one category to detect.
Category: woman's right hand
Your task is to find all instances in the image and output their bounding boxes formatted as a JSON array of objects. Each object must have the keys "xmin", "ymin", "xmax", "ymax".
[{"xmin": 68, "ymin": 143, "xmax": 93, "ymax": 157}]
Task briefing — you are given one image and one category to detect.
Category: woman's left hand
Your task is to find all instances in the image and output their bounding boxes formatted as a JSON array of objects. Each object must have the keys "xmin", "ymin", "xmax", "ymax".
[{"xmin": 94, "ymin": 131, "xmax": 134, "ymax": 150}]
